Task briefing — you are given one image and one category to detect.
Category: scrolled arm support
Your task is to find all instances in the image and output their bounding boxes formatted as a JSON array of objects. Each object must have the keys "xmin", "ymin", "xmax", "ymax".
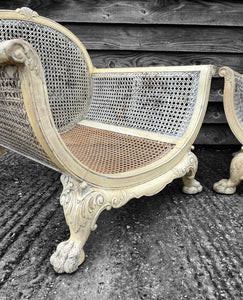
[
  {"xmin": 219, "ymin": 66, "xmax": 242, "ymax": 79},
  {"xmin": 218, "ymin": 66, "xmax": 235, "ymax": 80},
  {"xmin": 0, "ymin": 39, "xmax": 29, "ymax": 64},
  {"xmin": 218, "ymin": 66, "xmax": 242, "ymax": 89},
  {"xmin": 0, "ymin": 39, "xmax": 60, "ymax": 169},
  {"xmin": 0, "ymin": 39, "xmax": 43, "ymax": 78}
]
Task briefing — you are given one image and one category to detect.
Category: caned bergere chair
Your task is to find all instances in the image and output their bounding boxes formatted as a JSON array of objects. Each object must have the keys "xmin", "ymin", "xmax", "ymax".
[
  {"xmin": 213, "ymin": 67, "xmax": 243, "ymax": 194},
  {"xmin": 0, "ymin": 7, "xmax": 215, "ymax": 273}
]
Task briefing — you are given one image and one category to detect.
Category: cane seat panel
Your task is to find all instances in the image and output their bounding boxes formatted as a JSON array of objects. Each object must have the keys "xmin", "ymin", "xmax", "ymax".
[{"xmin": 61, "ymin": 125, "xmax": 175, "ymax": 174}]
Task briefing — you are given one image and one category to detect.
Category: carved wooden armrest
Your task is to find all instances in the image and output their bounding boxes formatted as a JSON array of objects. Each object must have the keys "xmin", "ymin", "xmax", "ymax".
[
  {"xmin": 0, "ymin": 38, "xmax": 62, "ymax": 169},
  {"xmin": 0, "ymin": 39, "xmax": 43, "ymax": 76}
]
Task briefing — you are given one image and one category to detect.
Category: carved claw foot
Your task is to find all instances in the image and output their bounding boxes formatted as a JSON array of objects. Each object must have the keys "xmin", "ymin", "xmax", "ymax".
[
  {"xmin": 181, "ymin": 152, "xmax": 203, "ymax": 194},
  {"xmin": 50, "ymin": 174, "xmax": 113, "ymax": 273},
  {"xmin": 213, "ymin": 179, "xmax": 236, "ymax": 195},
  {"xmin": 50, "ymin": 239, "xmax": 85, "ymax": 274},
  {"xmin": 182, "ymin": 179, "xmax": 203, "ymax": 194},
  {"xmin": 213, "ymin": 149, "xmax": 243, "ymax": 194}
]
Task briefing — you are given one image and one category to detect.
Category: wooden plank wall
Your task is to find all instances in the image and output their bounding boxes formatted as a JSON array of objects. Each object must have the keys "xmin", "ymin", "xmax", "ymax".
[{"xmin": 0, "ymin": 0, "xmax": 242, "ymax": 145}]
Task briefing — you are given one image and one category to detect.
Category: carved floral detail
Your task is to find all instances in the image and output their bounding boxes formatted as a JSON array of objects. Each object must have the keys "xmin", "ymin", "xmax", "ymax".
[
  {"xmin": 60, "ymin": 174, "xmax": 110, "ymax": 232},
  {"xmin": 111, "ymin": 190, "xmax": 134, "ymax": 208},
  {"xmin": 16, "ymin": 7, "xmax": 39, "ymax": 20},
  {"xmin": 60, "ymin": 174, "xmax": 135, "ymax": 233},
  {"xmin": 172, "ymin": 151, "xmax": 197, "ymax": 178}
]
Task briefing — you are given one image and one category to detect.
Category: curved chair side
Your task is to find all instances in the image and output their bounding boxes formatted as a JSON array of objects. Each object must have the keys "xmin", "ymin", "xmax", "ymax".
[
  {"xmin": 82, "ymin": 65, "xmax": 216, "ymax": 188},
  {"xmin": 0, "ymin": 39, "xmax": 64, "ymax": 170},
  {"xmin": 219, "ymin": 66, "xmax": 243, "ymax": 144},
  {"xmin": 0, "ymin": 8, "xmax": 93, "ymax": 135},
  {"xmin": 213, "ymin": 67, "xmax": 243, "ymax": 194}
]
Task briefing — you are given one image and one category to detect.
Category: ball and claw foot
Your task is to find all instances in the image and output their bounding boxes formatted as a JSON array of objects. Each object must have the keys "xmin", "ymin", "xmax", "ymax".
[
  {"xmin": 213, "ymin": 179, "xmax": 236, "ymax": 195},
  {"xmin": 182, "ymin": 179, "xmax": 203, "ymax": 194},
  {"xmin": 50, "ymin": 239, "xmax": 85, "ymax": 274}
]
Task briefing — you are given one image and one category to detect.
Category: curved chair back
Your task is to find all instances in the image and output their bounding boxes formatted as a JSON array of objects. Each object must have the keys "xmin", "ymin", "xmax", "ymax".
[
  {"xmin": 0, "ymin": 8, "xmax": 92, "ymax": 169},
  {"xmin": 0, "ymin": 8, "xmax": 92, "ymax": 134}
]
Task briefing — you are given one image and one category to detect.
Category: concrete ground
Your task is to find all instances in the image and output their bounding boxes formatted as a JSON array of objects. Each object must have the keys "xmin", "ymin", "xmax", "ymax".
[{"xmin": 0, "ymin": 147, "xmax": 242, "ymax": 300}]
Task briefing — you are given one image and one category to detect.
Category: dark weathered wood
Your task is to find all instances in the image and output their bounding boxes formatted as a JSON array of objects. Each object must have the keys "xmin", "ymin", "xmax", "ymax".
[
  {"xmin": 89, "ymin": 51, "xmax": 243, "ymax": 72},
  {"xmin": 89, "ymin": 51, "xmax": 240, "ymax": 103},
  {"xmin": 196, "ymin": 124, "xmax": 240, "ymax": 145},
  {"xmin": 208, "ymin": 88, "xmax": 223, "ymax": 103},
  {"xmin": 210, "ymin": 78, "xmax": 224, "ymax": 102},
  {"xmin": 65, "ymin": 24, "xmax": 243, "ymax": 53},
  {"xmin": 0, "ymin": 0, "xmax": 242, "ymax": 26},
  {"xmin": 203, "ymin": 103, "xmax": 226, "ymax": 124}
]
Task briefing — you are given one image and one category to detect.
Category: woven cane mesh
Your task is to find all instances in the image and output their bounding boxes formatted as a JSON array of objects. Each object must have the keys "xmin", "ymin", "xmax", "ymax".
[
  {"xmin": 61, "ymin": 125, "xmax": 175, "ymax": 174},
  {"xmin": 86, "ymin": 71, "xmax": 200, "ymax": 138},
  {"xmin": 234, "ymin": 75, "xmax": 243, "ymax": 128},
  {"xmin": 0, "ymin": 19, "xmax": 90, "ymax": 134},
  {"xmin": 0, "ymin": 66, "xmax": 56, "ymax": 167}
]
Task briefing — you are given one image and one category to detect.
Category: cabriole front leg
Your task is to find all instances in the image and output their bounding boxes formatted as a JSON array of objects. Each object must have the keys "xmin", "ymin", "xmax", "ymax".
[
  {"xmin": 182, "ymin": 151, "xmax": 203, "ymax": 194},
  {"xmin": 50, "ymin": 151, "xmax": 204, "ymax": 273},
  {"xmin": 213, "ymin": 147, "xmax": 243, "ymax": 194},
  {"xmin": 50, "ymin": 174, "xmax": 112, "ymax": 274}
]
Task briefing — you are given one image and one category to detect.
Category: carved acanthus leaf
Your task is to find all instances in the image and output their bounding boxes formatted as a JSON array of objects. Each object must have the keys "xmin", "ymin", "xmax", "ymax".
[
  {"xmin": 60, "ymin": 174, "xmax": 110, "ymax": 232},
  {"xmin": 60, "ymin": 175, "xmax": 136, "ymax": 233},
  {"xmin": 111, "ymin": 190, "xmax": 134, "ymax": 208},
  {"xmin": 172, "ymin": 151, "xmax": 197, "ymax": 178}
]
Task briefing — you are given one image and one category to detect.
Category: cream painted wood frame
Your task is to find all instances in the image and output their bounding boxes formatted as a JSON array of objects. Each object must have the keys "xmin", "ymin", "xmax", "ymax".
[
  {"xmin": 36, "ymin": 64, "xmax": 215, "ymax": 190},
  {"xmin": 0, "ymin": 7, "xmax": 93, "ymax": 172},
  {"xmin": 0, "ymin": 7, "xmax": 216, "ymax": 273}
]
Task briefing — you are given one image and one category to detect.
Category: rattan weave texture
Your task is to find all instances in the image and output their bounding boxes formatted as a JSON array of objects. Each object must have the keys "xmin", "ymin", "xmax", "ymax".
[
  {"xmin": 0, "ymin": 66, "xmax": 55, "ymax": 166},
  {"xmin": 0, "ymin": 19, "xmax": 90, "ymax": 134},
  {"xmin": 61, "ymin": 125, "xmax": 175, "ymax": 174},
  {"xmin": 234, "ymin": 75, "xmax": 243, "ymax": 128},
  {"xmin": 86, "ymin": 71, "xmax": 200, "ymax": 138}
]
